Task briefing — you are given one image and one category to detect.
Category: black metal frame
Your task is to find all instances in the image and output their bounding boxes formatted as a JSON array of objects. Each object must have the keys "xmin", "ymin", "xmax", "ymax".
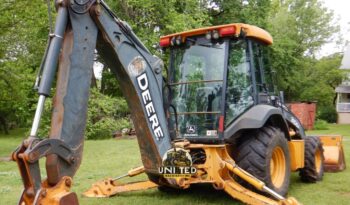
[
  {"xmin": 247, "ymin": 39, "xmax": 259, "ymax": 104},
  {"xmin": 218, "ymin": 39, "xmax": 230, "ymax": 141}
]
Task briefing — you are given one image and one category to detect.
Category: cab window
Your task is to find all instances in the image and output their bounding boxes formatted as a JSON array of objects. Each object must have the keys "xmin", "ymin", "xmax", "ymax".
[{"xmin": 225, "ymin": 40, "xmax": 254, "ymax": 126}]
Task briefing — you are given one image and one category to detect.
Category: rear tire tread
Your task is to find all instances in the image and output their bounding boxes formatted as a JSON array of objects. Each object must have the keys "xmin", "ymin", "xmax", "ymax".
[
  {"xmin": 235, "ymin": 126, "xmax": 290, "ymax": 196},
  {"xmin": 299, "ymin": 136, "xmax": 324, "ymax": 182}
]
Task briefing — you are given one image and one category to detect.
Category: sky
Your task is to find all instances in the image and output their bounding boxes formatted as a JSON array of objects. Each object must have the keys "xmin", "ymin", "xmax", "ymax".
[{"xmin": 318, "ymin": 0, "xmax": 350, "ymax": 57}]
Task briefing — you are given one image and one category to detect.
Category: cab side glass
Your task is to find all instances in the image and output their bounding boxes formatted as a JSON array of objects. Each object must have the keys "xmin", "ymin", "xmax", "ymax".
[
  {"xmin": 252, "ymin": 41, "xmax": 275, "ymax": 94},
  {"xmin": 252, "ymin": 42, "xmax": 264, "ymax": 92},
  {"xmin": 225, "ymin": 40, "xmax": 254, "ymax": 126}
]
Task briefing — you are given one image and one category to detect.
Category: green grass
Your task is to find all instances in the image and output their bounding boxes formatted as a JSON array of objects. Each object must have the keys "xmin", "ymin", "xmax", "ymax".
[
  {"xmin": 0, "ymin": 124, "xmax": 349, "ymax": 205},
  {"xmin": 307, "ymin": 123, "xmax": 350, "ymax": 137}
]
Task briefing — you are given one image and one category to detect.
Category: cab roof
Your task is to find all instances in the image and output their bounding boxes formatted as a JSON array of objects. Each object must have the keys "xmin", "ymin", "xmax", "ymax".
[{"xmin": 159, "ymin": 23, "xmax": 273, "ymax": 47}]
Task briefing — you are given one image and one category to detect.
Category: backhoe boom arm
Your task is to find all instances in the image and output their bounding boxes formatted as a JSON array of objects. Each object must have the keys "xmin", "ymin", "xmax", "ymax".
[{"xmin": 13, "ymin": 0, "xmax": 171, "ymax": 204}]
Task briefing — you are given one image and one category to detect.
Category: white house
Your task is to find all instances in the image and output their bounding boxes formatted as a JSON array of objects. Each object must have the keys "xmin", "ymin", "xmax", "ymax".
[{"xmin": 336, "ymin": 46, "xmax": 350, "ymax": 124}]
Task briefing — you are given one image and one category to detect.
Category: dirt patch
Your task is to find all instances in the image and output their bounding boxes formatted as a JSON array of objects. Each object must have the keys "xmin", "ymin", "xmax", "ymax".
[
  {"xmin": 0, "ymin": 156, "xmax": 11, "ymax": 162},
  {"xmin": 340, "ymin": 192, "xmax": 350, "ymax": 197},
  {"xmin": 114, "ymin": 135, "xmax": 137, "ymax": 140}
]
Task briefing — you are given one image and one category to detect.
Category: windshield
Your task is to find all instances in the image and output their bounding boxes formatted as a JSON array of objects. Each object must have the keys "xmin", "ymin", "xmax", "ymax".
[{"xmin": 169, "ymin": 38, "xmax": 226, "ymax": 138}]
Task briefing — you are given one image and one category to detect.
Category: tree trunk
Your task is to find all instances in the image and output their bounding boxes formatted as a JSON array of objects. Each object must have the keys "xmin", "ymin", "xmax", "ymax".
[
  {"xmin": 0, "ymin": 116, "xmax": 9, "ymax": 135},
  {"xmin": 333, "ymin": 93, "xmax": 338, "ymax": 106},
  {"xmin": 91, "ymin": 71, "xmax": 97, "ymax": 88}
]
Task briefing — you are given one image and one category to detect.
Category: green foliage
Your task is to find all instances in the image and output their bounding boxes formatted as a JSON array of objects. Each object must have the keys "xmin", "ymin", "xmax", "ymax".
[
  {"xmin": 104, "ymin": 0, "xmax": 209, "ymax": 54},
  {"xmin": 317, "ymin": 105, "xmax": 338, "ymax": 123},
  {"xmin": 209, "ymin": 0, "xmax": 271, "ymax": 27},
  {"xmin": 37, "ymin": 98, "xmax": 53, "ymax": 137},
  {"xmin": 267, "ymin": 0, "xmax": 341, "ymax": 98},
  {"xmin": 313, "ymin": 119, "xmax": 329, "ymax": 130},
  {"xmin": 100, "ymin": 68, "xmax": 123, "ymax": 97},
  {"xmin": 85, "ymin": 89, "xmax": 131, "ymax": 139},
  {"xmin": 284, "ymin": 54, "xmax": 344, "ymax": 122},
  {"xmin": 86, "ymin": 117, "xmax": 130, "ymax": 140},
  {"xmin": 85, "ymin": 89, "xmax": 130, "ymax": 139},
  {"xmin": 37, "ymin": 89, "xmax": 131, "ymax": 139},
  {"xmin": 0, "ymin": 0, "xmax": 49, "ymax": 131}
]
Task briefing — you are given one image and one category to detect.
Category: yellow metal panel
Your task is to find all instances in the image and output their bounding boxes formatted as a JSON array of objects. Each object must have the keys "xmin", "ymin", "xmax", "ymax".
[
  {"xmin": 319, "ymin": 135, "xmax": 342, "ymax": 146},
  {"xmin": 288, "ymin": 140, "xmax": 305, "ymax": 171},
  {"xmin": 319, "ymin": 135, "xmax": 346, "ymax": 172},
  {"xmin": 160, "ymin": 23, "xmax": 273, "ymax": 45}
]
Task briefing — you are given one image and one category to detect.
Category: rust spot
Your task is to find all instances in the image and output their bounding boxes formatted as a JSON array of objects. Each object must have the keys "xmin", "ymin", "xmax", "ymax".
[{"xmin": 50, "ymin": 27, "xmax": 74, "ymax": 139}]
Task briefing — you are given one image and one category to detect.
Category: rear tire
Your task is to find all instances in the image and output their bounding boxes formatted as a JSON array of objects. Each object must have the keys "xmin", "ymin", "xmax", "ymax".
[
  {"xmin": 299, "ymin": 136, "xmax": 324, "ymax": 182},
  {"xmin": 234, "ymin": 126, "xmax": 291, "ymax": 196}
]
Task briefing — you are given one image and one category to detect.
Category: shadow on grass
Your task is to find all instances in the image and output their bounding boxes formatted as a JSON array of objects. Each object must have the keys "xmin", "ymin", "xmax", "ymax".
[{"xmin": 109, "ymin": 184, "xmax": 241, "ymax": 204}]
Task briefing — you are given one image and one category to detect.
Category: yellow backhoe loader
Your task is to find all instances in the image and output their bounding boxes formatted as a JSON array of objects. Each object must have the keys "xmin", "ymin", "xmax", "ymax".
[{"xmin": 12, "ymin": 0, "xmax": 345, "ymax": 205}]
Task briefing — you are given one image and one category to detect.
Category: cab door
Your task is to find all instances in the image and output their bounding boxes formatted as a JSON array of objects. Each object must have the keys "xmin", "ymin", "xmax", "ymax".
[{"xmin": 224, "ymin": 39, "xmax": 255, "ymax": 126}]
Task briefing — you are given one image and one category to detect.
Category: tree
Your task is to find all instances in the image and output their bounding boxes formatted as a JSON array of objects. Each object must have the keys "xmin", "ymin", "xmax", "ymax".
[
  {"xmin": 0, "ymin": 0, "xmax": 49, "ymax": 133},
  {"xmin": 266, "ymin": 0, "xmax": 340, "ymax": 100},
  {"xmin": 209, "ymin": 0, "xmax": 271, "ymax": 27},
  {"xmin": 299, "ymin": 54, "xmax": 345, "ymax": 122},
  {"xmin": 104, "ymin": 0, "xmax": 209, "ymax": 53}
]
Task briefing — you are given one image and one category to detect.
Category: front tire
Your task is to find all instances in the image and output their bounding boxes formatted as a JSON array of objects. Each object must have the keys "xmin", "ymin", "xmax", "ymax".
[
  {"xmin": 235, "ymin": 126, "xmax": 291, "ymax": 196},
  {"xmin": 299, "ymin": 136, "xmax": 324, "ymax": 182}
]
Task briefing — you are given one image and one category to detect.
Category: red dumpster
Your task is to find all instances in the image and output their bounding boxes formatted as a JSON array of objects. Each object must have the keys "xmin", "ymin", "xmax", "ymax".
[{"xmin": 288, "ymin": 102, "xmax": 317, "ymax": 130}]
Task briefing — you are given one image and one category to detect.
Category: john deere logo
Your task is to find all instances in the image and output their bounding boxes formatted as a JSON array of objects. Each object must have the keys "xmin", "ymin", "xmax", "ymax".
[
  {"xmin": 184, "ymin": 125, "xmax": 198, "ymax": 137},
  {"xmin": 158, "ymin": 148, "xmax": 197, "ymax": 178},
  {"xmin": 186, "ymin": 125, "xmax": 196, "ymax": 134}
]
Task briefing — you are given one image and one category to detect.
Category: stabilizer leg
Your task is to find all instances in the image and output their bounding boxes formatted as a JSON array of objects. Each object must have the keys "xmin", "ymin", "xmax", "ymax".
[
  {"xmin": 83, "ymin": 166, "xmax": 158, "ymax": 197},
  {"xmin": 83, "ymin": 180, "xmax": 158, "ymax": 198}
]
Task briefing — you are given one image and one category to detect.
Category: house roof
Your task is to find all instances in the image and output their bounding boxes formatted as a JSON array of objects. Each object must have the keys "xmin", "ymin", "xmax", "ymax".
[
  {"xmin": 335, "ymin": 85, "xmax": 350, "ymax": 93},
  {"xmin": 340, "ymin": 46, "xmax": 350, "ymax": 69}
]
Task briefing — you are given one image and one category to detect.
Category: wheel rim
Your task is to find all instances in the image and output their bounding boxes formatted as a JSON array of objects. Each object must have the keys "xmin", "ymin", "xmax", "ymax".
[
  {"xmin": 315, "ymin": 149, "xmax": 322, "ymax": 173},
  {"xmin": 270, "ymin": 146, "xmax": 286, "ymax": 188}
]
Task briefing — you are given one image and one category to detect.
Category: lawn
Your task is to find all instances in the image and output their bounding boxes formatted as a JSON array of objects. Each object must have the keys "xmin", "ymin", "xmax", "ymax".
[{"xmin": 0, "ymin": 124, "xmax": 349, "ymax": 205}]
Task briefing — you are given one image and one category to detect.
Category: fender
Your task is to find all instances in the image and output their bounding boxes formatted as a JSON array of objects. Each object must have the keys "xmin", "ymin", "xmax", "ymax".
[{"xmin": 224, "ymin": 104, "xmax": 290, "ymax": 141}]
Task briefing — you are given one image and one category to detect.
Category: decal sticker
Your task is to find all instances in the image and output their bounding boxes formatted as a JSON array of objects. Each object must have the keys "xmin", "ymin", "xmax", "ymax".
[
  {"xmin": 158, "ymin": 147, "xmax": 197, "ymax": 178},
  {"xmin": 128, "ymin": 56, "xmax": 146, "ymax": 76},
  {"xmin": 136, "ymin": 72, "xmax": 164, "ymax": 140},
  {"xmin": 206, "ymin": 130, "xmax": 217, "ymax": 136},
  {"xmin": 186, "ymin": 125, "xmax": 196, "ymax": 134},
  {"xmin": 184, "ymin": 125, "xmax": 198, "ymax": 137}
]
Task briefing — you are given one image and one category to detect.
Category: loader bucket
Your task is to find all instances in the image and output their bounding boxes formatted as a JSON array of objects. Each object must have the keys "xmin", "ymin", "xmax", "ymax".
[{"xmin": 319, "ymin": 135, "xmax": 346, "ymax": 172}]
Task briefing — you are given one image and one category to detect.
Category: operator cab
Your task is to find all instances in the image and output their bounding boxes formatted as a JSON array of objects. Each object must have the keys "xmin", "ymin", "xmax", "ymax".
[{"xmin": 160, "ymin": 24, "xmax": 274, "ymax": 142}]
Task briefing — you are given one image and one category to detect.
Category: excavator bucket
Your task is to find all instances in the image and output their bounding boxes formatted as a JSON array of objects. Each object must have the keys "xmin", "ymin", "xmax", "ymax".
[{"xmin": 319, "ymin": 135, "xmax": 346, "ymax": 172}]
